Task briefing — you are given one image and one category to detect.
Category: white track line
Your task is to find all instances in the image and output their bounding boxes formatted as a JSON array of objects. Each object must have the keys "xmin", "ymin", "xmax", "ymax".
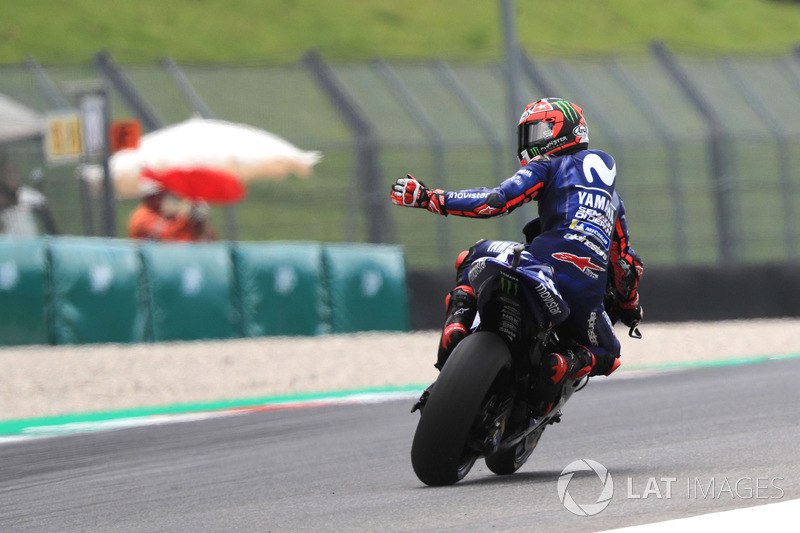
[{"xmin": 601, "ymin": 498, "xmax": 800, "ymax": 532}]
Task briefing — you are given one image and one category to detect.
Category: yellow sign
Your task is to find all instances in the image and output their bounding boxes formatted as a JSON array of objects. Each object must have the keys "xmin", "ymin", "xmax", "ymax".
[{"xmin": 45, "ymin": 112, "xmax": 84, "ymax": 164}]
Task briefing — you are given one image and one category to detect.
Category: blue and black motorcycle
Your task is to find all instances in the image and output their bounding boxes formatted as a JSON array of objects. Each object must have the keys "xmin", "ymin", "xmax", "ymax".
[{"xmin": 410, "ymin": 244, "xmax": 637, "ymax": 486}]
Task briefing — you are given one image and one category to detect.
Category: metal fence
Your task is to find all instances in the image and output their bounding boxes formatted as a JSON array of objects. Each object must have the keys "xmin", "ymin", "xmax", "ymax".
[{"xmin": 2, "ymin": 44, "xmax": 800, "ymax": 272}]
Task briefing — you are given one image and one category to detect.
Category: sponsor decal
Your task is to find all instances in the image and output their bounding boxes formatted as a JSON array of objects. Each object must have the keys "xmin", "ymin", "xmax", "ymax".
[
  {"xmin": 467, "ymin": 257, "xmax": 487, "ymax": 286},
  {"xmin": 569, "ymin": 219, "xmax": 611, "ymax": 249},
  {"xmin": 498, "ymin": 274, "xmax": 519, "ymax": 296},
  {"xmin": 449, "ymin": 191, "xmax": 489, "ymax": 200},
  {"xmin": 552, "ymin": 252, "xmax": 604, "ymax": 279},
  {"xmin": 487, "ymin": 241, "xmax": 518, "ymax": 255},
  {"xmin": 0, "ymin": 261, "xmax": 19, "ymax": 290},
  {"xmin": 543, "ymin": 135, "xmax": 568, "ymax": 151},
  {"xmin": 587, "ymin": 311, "xmax": 599, "ymax": 345},
  {"xmin": 577, "ymin": 191, "xmax": 616, "ymax": 220},
  {"xmin": 574, "ymin": 207, "xmax": 613, "ymax": 235},
  {"xmin": 89, "ymin": 264, "xmax": 113, "ymax": 293},
  {"xmin": 535, "ymin": 280, "xmax": 562, "ymax": 316},
  {"xmin": 360, "ymin": 269, "xmax": 383, "ymax": 297},
  {"xmin": 582, "ymin": 152, "xmax": 616, "ymax": 186},
  {"xmin": 564, "ymin": 233, "xmax": 608, "ymax": 261},
  {"xmin": 573, "ymin": 124, "xmax": 588, "ymax": 141},
  {"xmin": 552, "ymin": 100, "xmax": 579, "ymax": 122}
]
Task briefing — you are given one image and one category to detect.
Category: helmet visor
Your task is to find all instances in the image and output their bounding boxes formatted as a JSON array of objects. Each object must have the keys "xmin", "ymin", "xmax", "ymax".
[{"xmin": 518, "ymin": 120, "xmax": 555, "ymax": 158}]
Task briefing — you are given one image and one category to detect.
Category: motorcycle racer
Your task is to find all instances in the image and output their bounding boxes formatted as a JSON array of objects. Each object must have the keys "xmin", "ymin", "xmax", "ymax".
[{"xmin": 391, "ymin": 97, "xmax": 643, "ymax": 415}]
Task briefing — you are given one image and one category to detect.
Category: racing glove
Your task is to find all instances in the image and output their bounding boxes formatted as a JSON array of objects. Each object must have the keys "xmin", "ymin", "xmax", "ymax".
[
  {"xmin": 390, "ymin": 175, "xmax": 447, "ymax": 215},
  {"xmin": 606, "ymin": 241, "xmax": 644, "ymax": 328},
  {"xmin": 617, "ymin": 295, "xmax": 644, "ymax": 329}
]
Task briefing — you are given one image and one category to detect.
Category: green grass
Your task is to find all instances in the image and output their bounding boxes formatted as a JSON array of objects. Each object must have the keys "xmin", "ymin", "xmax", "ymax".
[{"xmin": 3, "ymin": 0, "xmax": 800, "ymax": 64}]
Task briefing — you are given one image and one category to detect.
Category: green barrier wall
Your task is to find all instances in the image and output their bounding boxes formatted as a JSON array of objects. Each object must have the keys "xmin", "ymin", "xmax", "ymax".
[
  {"xmin": 0, "ymin": 238, "xmax": 51, "ymax": 346},
  {"xmin": 49, "ymin": 237, "xmax": 146, "ymax": 344},
  {"xmin": 324, "ymin": 244, "xmax": 410, "ymax": 333},
  {"xmin": 234, "ymin": 242, "xmax": 330, "ymax": 337},
  {"xmin": 140, "ymin": 242, "xmax": 238, "ymax": 342},
  {"xmin": 0, "ymin": 238, "xmax": 410, "ymax": 345}
]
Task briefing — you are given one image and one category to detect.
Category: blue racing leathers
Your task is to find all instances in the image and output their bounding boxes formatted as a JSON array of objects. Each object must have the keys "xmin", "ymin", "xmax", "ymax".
[{"xmin": 442, "ymin": 150, "xmax": 637, "ymax": 360}]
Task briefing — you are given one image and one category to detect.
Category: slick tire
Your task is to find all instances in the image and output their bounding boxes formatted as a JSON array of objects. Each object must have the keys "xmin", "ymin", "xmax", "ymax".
[{"xmin": 410, "ymin": 332, "xmax": 511, "ymax": 486}]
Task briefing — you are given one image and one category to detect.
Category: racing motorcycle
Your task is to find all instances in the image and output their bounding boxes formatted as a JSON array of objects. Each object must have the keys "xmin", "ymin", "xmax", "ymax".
[{"xmin": 410, "ymin": 243, "xmax": 639, "ymax": 486}]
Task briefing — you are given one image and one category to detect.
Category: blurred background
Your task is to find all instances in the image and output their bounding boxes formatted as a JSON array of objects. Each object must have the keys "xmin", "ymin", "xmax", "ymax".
[{"xmin": 2, "ymin": 0, "xmax": 800, "ymax": 331}]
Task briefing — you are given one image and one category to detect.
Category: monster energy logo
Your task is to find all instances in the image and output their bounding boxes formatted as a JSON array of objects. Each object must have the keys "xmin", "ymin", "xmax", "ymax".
[
  {"xmin": 499, "ymin": 275, "xmax": 518, "ymax": 296},
  {"xmin": 552, "ymin": 100, "xmax": 578, "ymax": 122}
]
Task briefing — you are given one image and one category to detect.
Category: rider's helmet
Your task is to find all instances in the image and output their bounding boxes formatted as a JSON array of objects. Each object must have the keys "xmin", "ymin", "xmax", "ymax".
[{"xmin": 517, "ymin": 97, "xmax": 589, "ymax": 164}]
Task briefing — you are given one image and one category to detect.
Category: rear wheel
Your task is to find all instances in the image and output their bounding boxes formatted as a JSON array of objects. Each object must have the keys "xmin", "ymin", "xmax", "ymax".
[{"xmin": 410, "ymin": 332, "xmax": 511, "ymax": 486}]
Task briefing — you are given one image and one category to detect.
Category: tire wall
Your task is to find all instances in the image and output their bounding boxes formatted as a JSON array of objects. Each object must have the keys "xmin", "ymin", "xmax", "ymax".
[{"xmin": 0, "ymin": 237, "xmax": 410, "ymax": 345}]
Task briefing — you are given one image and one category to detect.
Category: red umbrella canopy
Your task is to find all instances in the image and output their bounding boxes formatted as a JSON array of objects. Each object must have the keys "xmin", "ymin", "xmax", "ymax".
[{"xmin": 142, "ymin": 167, "xmax": 246, "ymax": 204}]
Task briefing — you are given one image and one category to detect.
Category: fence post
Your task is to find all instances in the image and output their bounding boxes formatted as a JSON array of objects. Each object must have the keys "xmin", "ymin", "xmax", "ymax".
[
  {"xmin": 651, "ymin": 41, "xmax": 740, "ymax": 264},
  {"xmin": 721, "ymin": 58, "xmax": 796, "ymax": 259},
  {"xmin": 24, "ymin": 56, "xmax": 70, "ymax": 109},
  {"xmin": 519, "ymin": 49, "xmax": 558, "ymax": 97},
  {"xmin": 500, "ymin": 0, "xmax": 525, "ymax": 137},
  {"xmin": 160, "ymin": 57, "xmax": 239, "ymax": 242},
  {"xmin": 550, "ymin": 61, "xmax": 626, "ymax": 168},
  {"xmin": 93, "ymin": 50, "xmax": 163, "ymax": 132},
  {"xmin": 434, "ymin": 59, "xmax": 512, "ymax": 236},
  {"xmin": 161, "ymin": 57, "xmax": 216, "ymax": 119},
  {"xmin": 608, "ymin": 59, "xmax": 689, "ymax": 263},
  {"xmin": 302, "ymin": 50, "xmax": 390, "ymax": 244},
  {"xmin": 371, "ymin": 58, "xmax": 449, "ymax": 265}
]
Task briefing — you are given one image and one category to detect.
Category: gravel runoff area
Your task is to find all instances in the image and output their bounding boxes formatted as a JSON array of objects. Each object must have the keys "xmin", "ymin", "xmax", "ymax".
[{"xmin": 1, "ymin": 318, "xmax": 799, "ymax": 420}]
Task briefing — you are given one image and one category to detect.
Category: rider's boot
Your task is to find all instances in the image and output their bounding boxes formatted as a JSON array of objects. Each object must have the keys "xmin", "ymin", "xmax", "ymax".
[
  {"xmin": 529, "ymin": 346, "xmax": 595, "ymax": 417},
  {"xmin": 435, "ymin": 284, "xmax": 478, "ymax": 371},
  {"xmin": 591, "ymin": 354, "xmax": 622, "ymax": 376},
  {"xmin": 411, "ymin": 285, "xmax": 477, "ymax": 413}
]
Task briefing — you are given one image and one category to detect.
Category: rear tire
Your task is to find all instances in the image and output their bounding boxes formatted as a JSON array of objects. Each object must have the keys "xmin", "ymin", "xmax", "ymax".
[{"xmin": 410, "ymin": 332, "xmax": 511, "ymax": 486}]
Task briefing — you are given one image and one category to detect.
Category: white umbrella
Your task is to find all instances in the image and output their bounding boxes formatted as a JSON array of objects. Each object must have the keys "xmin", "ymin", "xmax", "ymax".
[
  {"xmin": 110, "ymin": 117, "xmax": 322, "ymax": 198},
  {"xmin": 0, "ymin": 93, "xmax": 45, "ymax": 144}
]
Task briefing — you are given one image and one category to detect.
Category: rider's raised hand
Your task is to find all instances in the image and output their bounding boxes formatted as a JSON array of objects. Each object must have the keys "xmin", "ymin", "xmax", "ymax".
[
  {"xmin": 391, "ymin": 174, "xmax": 429, "ymax": 207},
  {"xmin": 390, "ymin": 174, "xmax": 447, "ymax": 215}
]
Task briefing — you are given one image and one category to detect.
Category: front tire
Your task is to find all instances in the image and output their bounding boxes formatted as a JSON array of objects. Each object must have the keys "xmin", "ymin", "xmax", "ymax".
[{"xmin": 410, "ymin": 332, "xmax": 511, "ymax": 486}]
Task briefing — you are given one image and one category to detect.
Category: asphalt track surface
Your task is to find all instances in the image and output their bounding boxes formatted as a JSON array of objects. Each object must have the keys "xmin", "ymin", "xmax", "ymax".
[{"xmin": 1, "ymin": 358, "xmax": 798, "ymax": 532}]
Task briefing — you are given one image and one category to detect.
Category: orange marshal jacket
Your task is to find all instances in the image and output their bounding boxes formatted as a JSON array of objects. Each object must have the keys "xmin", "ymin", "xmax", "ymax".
[{"xmin": 127, "ymin": 205, "xmax": 197, "ymax": 241}]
